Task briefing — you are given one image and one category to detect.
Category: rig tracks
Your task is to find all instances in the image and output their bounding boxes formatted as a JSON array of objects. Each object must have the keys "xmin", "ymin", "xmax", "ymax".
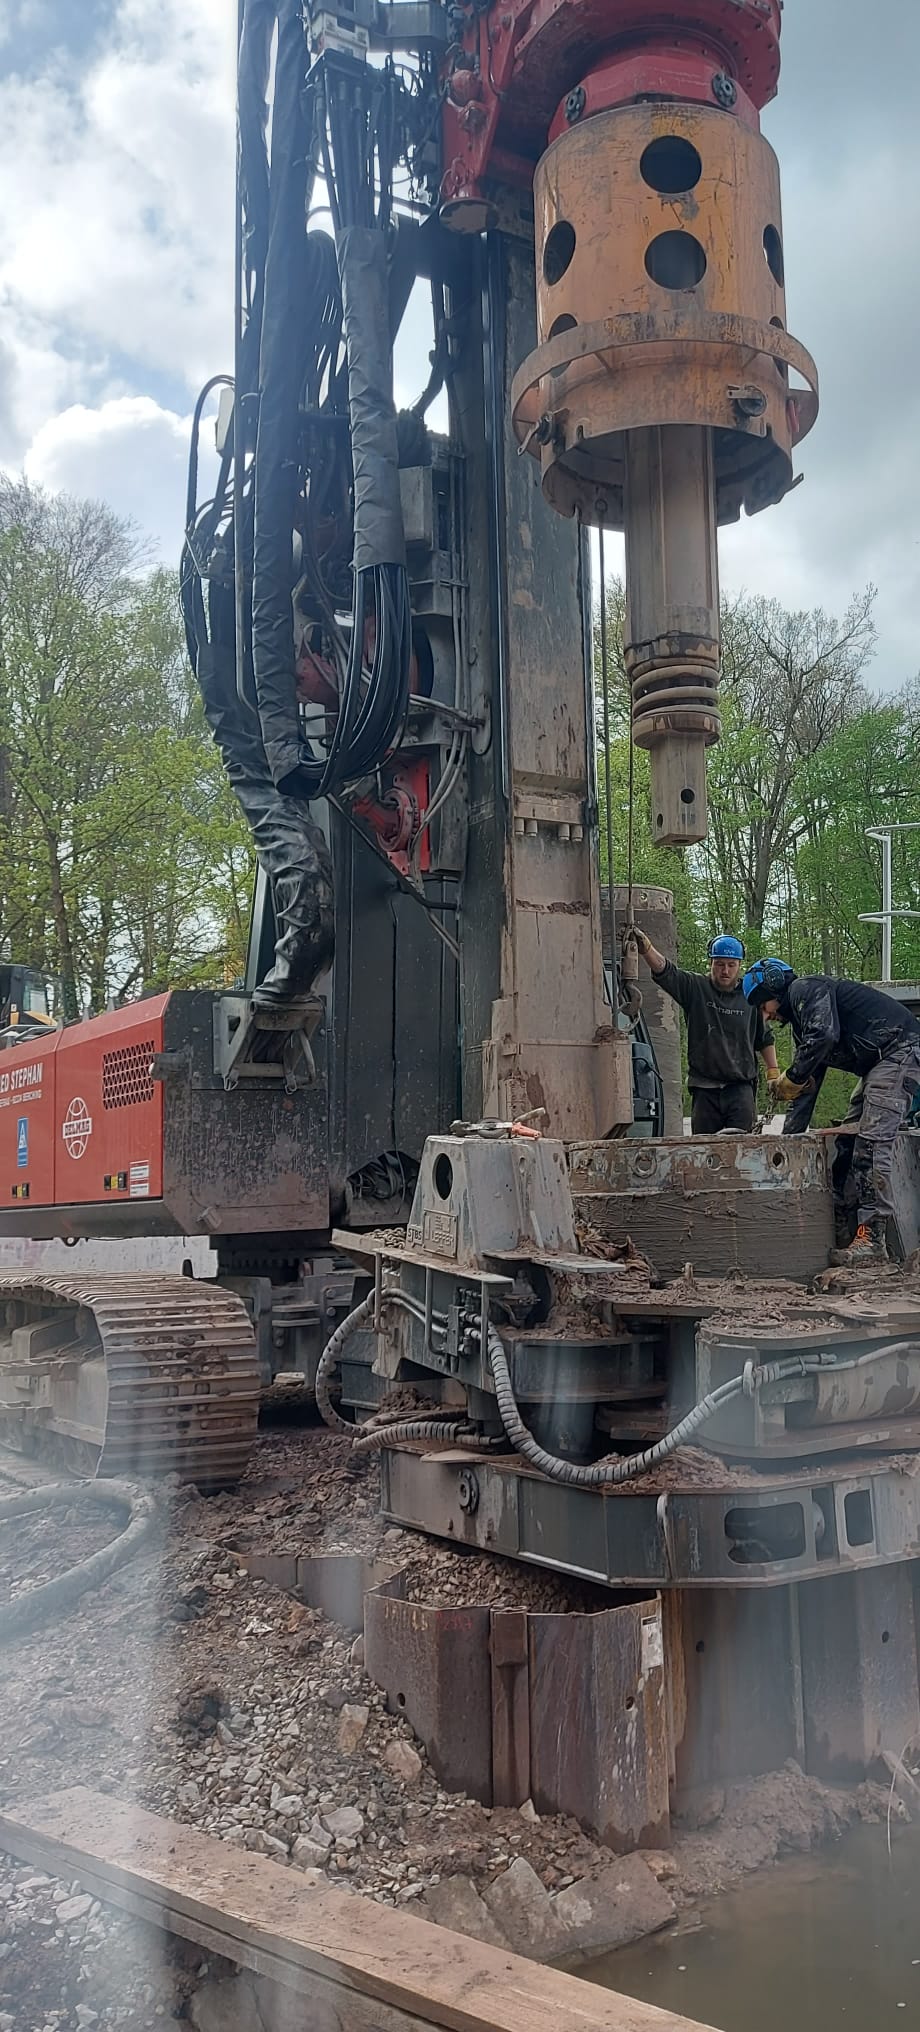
[{"xmin": 0, "ymin": 1274, "xmax": 259, "ymax": 1488}]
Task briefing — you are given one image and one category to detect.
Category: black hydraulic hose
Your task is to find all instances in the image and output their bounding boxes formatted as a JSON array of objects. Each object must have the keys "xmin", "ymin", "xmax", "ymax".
[
  {"xmin": 250, "ymin": 0, "xmax": 317, "ymax": 795},
  {"xmin": 485, "ymin": 1325, "xmax": 828, "ymax": 1490},
  {"xmin": 352, "ymin": 1418, "xmax": 479, "ymax": 1456},
  {"xmin": 232, "ymin": 12, "xmax": 411, "ymax": 802},
  {"xmin": 0, "ymin": 1481, "xmax": 156, "ymax": 1640},
  {"xmin": 315, "ymin": 1293, "xmax": 472, "ymax": 1450},
  {"xmin": 186, "ymin": 375, "xmax": 234, "ymax": 539},
  {"xmin": 315, "ymin": 1294, "xmax": 374, "ymax": 1433},
  {"xmin": 319, "ymin": 1289, "xmax": 920, "ymax": 1484}
]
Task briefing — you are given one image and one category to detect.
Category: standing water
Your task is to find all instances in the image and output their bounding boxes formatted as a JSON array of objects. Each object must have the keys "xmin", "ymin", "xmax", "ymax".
[{"xmin": 585, "ymin": 1824, "xmax": 920, "ymax": 2029}]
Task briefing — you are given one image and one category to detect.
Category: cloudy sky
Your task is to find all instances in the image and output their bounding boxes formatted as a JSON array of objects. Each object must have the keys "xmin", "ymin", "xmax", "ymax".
[{"xmin": 1, "ymin": 1, "xmax": 917, "ymax": 688}]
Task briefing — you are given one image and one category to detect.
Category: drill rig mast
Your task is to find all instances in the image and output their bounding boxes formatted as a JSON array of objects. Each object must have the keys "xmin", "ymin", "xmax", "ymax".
[
  {"xmin": 0, "ymin": 1, "xmax": 829, "ymax": 1546},
  {"xmin": 255, "ymin": 1, "xmax": 920, "ymax": 1784},
  {"xmin": 6, "ymin": 0, "xmax": 920, "ymax": 1800},
  {"xmin": 0, "ymin": 1, "xmax": 814, "ymax": 1476}
]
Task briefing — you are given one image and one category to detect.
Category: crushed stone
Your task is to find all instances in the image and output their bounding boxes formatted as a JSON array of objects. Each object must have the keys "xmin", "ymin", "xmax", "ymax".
[{"xmin": 0, "ymin": 1423, "xmax": 906, "ymax": 2023}]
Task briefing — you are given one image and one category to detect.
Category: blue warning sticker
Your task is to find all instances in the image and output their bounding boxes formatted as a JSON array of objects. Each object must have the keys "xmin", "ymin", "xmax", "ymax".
[{"xmin": 16, "ymin": 1117, "xmax": 28, "ymax": 1169}]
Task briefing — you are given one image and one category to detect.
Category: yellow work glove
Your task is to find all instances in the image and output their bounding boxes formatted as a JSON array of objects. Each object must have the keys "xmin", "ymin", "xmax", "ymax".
[
  {"xmin": 765, "ymin": 1066, "xmax": 782, "ymax": 1086},
  {"xmin": 774, "ymin": 1073, "xmax": 808, "ymax": 1104}
]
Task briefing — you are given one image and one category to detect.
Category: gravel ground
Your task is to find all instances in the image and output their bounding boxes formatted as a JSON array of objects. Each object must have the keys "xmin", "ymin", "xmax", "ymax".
[
  {"xmin": 0, "ymin": 1422, "xmax": 900, "ymax": 2028},
  {"xmin": 0, "ymin": 1427, "xmax": 615, "ymax": 2026}
]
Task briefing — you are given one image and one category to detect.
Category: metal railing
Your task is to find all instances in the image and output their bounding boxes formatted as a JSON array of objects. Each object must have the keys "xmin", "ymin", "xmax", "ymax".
[{"xmin": 858, "ymin": 822, "xmax": 920, "ymax": 980}]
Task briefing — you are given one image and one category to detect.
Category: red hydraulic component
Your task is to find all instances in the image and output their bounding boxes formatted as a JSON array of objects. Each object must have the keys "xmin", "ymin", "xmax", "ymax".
[
  {"xmin": 297, "ymin": 614, "xmax": 434, "ymax": 722},
  {"xmin": 353, "ymin": 760, "xmax": 432, "ymax": 876},
  {"xmin": 296, "ymin": 643, "xmax": 340, "ymax": 711},
  {"xmin": 440, "ymin": 0, "xmax": 783, "ymax": 214},
  {"xmin": 440, "ymin": 0, "xmax": 816, "ymax": 849}
]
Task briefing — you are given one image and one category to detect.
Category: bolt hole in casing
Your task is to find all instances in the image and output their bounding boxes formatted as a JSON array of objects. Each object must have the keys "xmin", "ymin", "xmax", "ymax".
[{"xmin": 511, "ymin": 3, "xmax": 818, "ymax": 844}]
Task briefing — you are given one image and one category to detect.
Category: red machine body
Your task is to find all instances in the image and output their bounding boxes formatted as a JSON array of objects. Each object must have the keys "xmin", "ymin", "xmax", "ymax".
[
  {"xmin": 0, "ymin": 992, "xmax": 329, "ymax": 1243},
  {"xmin": 0, "ymin": 1000, "xmax": 166, "ymax": 1214},
  {"xmin": 440, "ymin": 0, "xmax": 783, "ymax": 218}
]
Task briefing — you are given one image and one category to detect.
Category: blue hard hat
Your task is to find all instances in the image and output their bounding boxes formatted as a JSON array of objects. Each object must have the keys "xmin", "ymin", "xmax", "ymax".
[
  {"xmin": 708, "ymin": 935, "xmax": 745, "ymax": 962},
  {"xmin": 743, "ymin": 957, "xmax": 796, "ymax": 1005}
]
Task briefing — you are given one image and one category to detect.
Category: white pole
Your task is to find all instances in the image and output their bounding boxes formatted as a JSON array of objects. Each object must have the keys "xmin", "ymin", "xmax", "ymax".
[{"xmin": 882, "ymin": 830, "xmax": 893, "ymax": 981}]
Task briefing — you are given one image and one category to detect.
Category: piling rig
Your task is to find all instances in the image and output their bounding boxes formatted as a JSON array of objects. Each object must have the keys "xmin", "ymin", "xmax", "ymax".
[
  {"xmin": 2, "ymin": 0, "xmax": 920, "ymax": 1788},
  {"xmin": 306, "ymin": 0, "xmax": 920, "ymax": 1787}
]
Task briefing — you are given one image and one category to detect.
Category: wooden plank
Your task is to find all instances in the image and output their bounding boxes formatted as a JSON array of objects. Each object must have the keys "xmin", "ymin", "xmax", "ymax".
[
  {"xmin": 0, "ymin": 1852, "xmax": 433, "ymax": 2032},
  {"xmin": 0, "ymin": 1789, "xmax": 715, "ymax": 2032}
]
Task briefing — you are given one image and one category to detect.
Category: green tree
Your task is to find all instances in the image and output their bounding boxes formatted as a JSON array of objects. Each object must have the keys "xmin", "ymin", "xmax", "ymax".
[
  {"xmin": 102, "ymin": 571, "xmax": 255, "ymax": 998},
  {"xmin": 788, "ymin": 690, "xmax": 920, "ymax": 980},
  {"xmin": 594, "ymin": 571, "xmax": 920, "ymax": 1127},
  {"xmin": 0, "ymin": 478, "xmax": 254, "ymax": 1010},
  {"xmin": 704, "ymin": 587, "xmax": 877, "ymax": 939}
]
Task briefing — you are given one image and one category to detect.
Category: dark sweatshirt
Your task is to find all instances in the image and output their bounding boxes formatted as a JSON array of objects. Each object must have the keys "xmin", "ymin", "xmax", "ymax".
[
  {"xmin": 780, "ymin": 975, "xmax": 920, "ymax": 1132},
  {"xmin": 657, "ymin": 960, "xmax": 774, "ymax": 1092}
]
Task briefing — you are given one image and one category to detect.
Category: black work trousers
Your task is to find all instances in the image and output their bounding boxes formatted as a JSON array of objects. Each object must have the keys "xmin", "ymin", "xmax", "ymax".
[
  {"xmin": 690, "ymin": 1083, "xmax": 756, "ymax": 1136},
  {"xmin": 830, "ymin": 1042, "xmax": 920, "ymax": 1226}
]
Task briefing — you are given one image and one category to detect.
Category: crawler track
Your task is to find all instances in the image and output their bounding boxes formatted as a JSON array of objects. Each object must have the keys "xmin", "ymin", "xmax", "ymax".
[{"xmin": 0, "ymin": 1275, "xmax": 259, "ymax": 1488}]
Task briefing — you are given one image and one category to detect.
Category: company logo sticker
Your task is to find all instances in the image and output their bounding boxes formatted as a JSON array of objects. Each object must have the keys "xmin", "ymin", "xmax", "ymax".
[
  {"xmin": 62, "ymin": 1096, "xmax": 93, "ymax": 1160},
  {"xmin": 16, "ymin": 1118, "xmax": 28, "ymax": 1169}
]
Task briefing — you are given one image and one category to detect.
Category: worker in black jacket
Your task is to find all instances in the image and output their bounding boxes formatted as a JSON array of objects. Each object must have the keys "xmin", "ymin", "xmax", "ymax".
[
  {"xmin": 743, "ymin": 958, "xmax": 920, "ymax": 1263},
  {"xmin": 634, "ymin": 931, "xmax": 779, "ymax": 1134}
]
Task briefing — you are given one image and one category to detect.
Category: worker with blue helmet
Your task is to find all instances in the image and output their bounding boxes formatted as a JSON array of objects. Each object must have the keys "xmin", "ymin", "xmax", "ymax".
[
  {"xmin": 632, "ymin": 927, "xmax": 779, "ymax": 1134},
  {"xmin": 744, "ymin": 957, "xmax": 920, "ymax": 1263}
]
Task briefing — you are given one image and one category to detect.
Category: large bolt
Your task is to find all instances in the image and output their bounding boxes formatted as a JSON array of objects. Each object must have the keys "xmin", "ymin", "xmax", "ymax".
[
  {"xmin": 564, "ymin": 84, "xmax": 586, "ymax": 124},
  {"xmin": 711, "ymin": 71, "xmax": 737, "ymax": 109},
  {"xmin": 458, "ymin": 1469, "xmax": 480, "ymax": 1514}
]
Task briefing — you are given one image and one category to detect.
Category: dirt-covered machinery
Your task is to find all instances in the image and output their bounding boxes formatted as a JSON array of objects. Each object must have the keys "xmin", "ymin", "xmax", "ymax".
[
  {"xmin": 0, "ymin": 0, "xmax": 658, "ymax": 1478},
  {"xmin": 5, "ymin": 0, "xmax": 920, "ymax": 1721}
]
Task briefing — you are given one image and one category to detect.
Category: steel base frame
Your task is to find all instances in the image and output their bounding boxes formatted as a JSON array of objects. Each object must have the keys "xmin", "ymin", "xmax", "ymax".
[{"xmin": 380, "ymin": 1444, "xmax": 920, "ymax": 1589}]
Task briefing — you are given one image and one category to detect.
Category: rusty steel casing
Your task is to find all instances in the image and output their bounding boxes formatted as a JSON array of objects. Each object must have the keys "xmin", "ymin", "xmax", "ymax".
[
  {"xmin": 568, "ymin": 1134, "xmax": 835, "ymax": 1284},
  {"xmin": 512, "ymin": 95, "xmax": 817, "ymax": 844},
  {"xmin": 514, "ymin": 100, "xmax": 817, "ymax": 526}
]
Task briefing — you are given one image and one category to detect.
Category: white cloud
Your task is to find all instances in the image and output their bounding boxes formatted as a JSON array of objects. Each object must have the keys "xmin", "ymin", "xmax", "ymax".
[
  {"xmin": 24, "ymin": 396, "xmax": 202, "ymax": 562},
  {"xmin": 0, "ymin": 0, "xmax": 236, "ymax": 426},
  {"xmin": 0, "ymin": 313, "xmax": 88, "ymax": 464},
  {"xmin": 0, "ymin": 0, "xmax": 918, "ymax": 694}
]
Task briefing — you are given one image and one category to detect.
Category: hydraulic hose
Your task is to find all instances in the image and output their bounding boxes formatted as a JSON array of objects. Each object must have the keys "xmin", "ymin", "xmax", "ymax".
[
  {"xmin": 0, "ymin": 1480, "xmax": 156, "ymax": 1640},
  {"xmin": 315, "ymin": 1293, "xmax": 374, "ymax": 1432},
  {"xmin": 485, "ymin": 1325, "xmax": 827, "ymax": 1490},
  {"xmin": 318, "ymin": 1291, "xmax": 915, "ymax": 1484},
  {"xmin": 351, "ymin": 1418, "xmax": 479, "ymax": 1456},
  {"xmin": 316, "ymin": 1293, "xmax": 479, "ymax": 1450}
]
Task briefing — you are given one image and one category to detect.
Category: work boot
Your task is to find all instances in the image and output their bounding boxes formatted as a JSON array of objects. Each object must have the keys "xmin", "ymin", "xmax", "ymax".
[{"xmin": 828, "ymin": 1218, "xmax": 889, "ymax": 1268}]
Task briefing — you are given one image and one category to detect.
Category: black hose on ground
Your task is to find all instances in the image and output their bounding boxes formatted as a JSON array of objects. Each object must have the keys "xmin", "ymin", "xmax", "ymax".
[{"xmin": 0, "ymin": 1480, "xmax": 156, "ymax": 1641}]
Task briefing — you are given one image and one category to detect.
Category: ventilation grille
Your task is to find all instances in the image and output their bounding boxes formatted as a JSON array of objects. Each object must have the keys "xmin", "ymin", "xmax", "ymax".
[{"xmin": 102, "ymin": 1040, "xmax": 156, "ymax": 1111}]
